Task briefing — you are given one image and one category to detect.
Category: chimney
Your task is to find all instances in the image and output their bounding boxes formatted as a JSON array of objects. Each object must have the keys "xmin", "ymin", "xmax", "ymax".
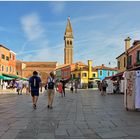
[
  {"xmin": 125, "ymin": 37, "xmax": 131, "ymax": 51},
  {"xmin": 88, "ymin": 60, "xmax": 92, "ymax": 79}
]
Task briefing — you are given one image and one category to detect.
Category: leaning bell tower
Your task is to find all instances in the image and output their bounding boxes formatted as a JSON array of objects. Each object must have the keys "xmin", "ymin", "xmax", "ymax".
[{"xmin": 64, "ymin": 17, "xmax": 74, "ymax": 64}]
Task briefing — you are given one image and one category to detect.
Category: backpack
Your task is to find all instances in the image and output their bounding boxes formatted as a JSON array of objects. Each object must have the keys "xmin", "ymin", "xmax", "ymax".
[
  {"xmin": 48, "ymin": 77, "xmax": 55, "ymax": 89},
  {"xmin": 30, "ymin": 76, "xmax": 40, "ymax": 88}
]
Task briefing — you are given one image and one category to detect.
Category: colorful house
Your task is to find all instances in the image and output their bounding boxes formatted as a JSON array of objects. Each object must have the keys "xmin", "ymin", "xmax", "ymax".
[
  {"xmin": 55, "ymin": 60, "xmax": 99, "ymax": 88},
  {"xmin": 71, "ymin": 60, "xmax": 99, "ymax": 88},
  {"xmin": 126, "ymin": 40, "xmax": 140, "ymax": 70},
  {"xmin": 55, "ymin": 64, "xmax": 71, "ymax": 80},
  {"xmin": 94, "ymin": 64, "xmax": 118, "ymax": 81},
  {"xmin": 0, "ymin": 44, "xmax": 16, "ymax": 76},
  {"xmin": 116, "ymin": 37, "xmax": 131, "ymax": 73}
]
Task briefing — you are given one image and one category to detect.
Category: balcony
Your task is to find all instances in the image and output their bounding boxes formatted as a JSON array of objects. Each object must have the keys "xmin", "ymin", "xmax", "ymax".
[
  {"xmin": 134, "ymin": 61, "xmax": 140, "ymax": 66},
  {"xmin": 127, "ymin": 65, "xmax": 133, "ymax": 69}
]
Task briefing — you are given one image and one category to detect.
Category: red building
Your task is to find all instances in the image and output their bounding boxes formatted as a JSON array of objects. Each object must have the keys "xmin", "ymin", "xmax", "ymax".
[
  {"xmin": 127, "ymin": 40, "xmax": 140, "ymax": 70},
  {"xmin": 61, "ymin": 65, "xmax": 71, "ymax": 79}
]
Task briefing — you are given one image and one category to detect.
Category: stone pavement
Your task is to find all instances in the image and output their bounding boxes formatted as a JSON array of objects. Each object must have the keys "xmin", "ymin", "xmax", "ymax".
[{"xmin": 0, "ymin": 89, "xmax": 140, "ymax": 139}]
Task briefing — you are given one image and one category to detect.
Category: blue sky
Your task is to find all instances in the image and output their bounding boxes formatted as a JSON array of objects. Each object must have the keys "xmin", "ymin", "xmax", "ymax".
[{"xmin": 1, "ymin": 1, "xmax": 140, "ymax": 67}]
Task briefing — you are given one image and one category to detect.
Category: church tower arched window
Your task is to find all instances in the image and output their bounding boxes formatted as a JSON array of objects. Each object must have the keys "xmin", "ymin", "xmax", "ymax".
[{"xmin": 67, "ymin": 40, "xmax": 69, "ymax": 45}]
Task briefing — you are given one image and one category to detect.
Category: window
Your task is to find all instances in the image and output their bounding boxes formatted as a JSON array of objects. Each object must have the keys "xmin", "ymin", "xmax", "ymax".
[
  {"xmin": 118, "ymin": 61, "xmax": 120, "ymax": 69},
  {"xmin": 93, "ymin": 73, "xmax": 96, "ymax": 77},
  {"xmin": 70, "ymin": 41, "xmax": 72, "ymax": 45},
  {"xmin": 67, "ymin": 40, "xmax": 69, "ymax": 45},
  {"xmin": 127, "ymin": 55, "xmax": 132, "ymax": 67},
  {"xmin": 6, "ymin": 56, "xmax": 9, "ymax": 61},
  {"xmin": 13, "ymin": 55, "xmax": 15, "ymax": 60},
  {"xmin": 100, "ymin": 71, "xmax": 102, "ymax": 76},
  {"xmin": 78, "ymin": 73, "xmax": 80, "ymax": 78},
  {"xmin": 73, "ymin": 74, "xmax": 76, "ymax": 78},
  {"xmin": 10, "ymin": 53, "xmax": 11, "ymax": 58},
  {"xmin": 82, "ymin": 73, "xmax": 87, "ymax": 77},
  {"xmin": 2, "ymin": 65, "xmax": 4, "ymax": 71},
  {"xmin": 124, "ymin": 57, "xmax": 126, "ymax": 67},
  {"xmin": 2, "ymin": 54, "xmax": 5, "ymax": 59},
  {"xmin": 6, "ymin": 67, "xmax": 8, "ymax": 72},
  {"xmin": 108, "ymin": 71, "xmax": 110, "ymax": 76},
  {"xmin": 112, "ymin": 71, "xmax": 114, "ymax": 75},
  {"xmin": 136, "ymin": 50, "xmax": 140, "ymax": 63},
  {"xmin": 10, "ymin": 66, "xmax": 12, "ymax": 72}
]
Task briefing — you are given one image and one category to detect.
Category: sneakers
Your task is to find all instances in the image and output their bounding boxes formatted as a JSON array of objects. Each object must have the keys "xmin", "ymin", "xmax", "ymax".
[
  {"xmin": 47, "ymin": 105, "xmax": 53, "ymax": 109},
  {"xmin": 33, "ymin": 104, "xmax": 36, "ymax": 109},
  {"xmin": 50, "ymin": 106, "xmax": 53, "ymax": 109}
]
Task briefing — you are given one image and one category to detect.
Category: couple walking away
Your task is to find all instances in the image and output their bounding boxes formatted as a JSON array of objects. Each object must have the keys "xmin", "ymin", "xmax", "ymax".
[
  {"xmin": 29, "ymin": 71, "xmax": 55, "ymax": 109},
  {"xmin": 98, "ymin": 80, "xmax": 108, "ymax": 96}
]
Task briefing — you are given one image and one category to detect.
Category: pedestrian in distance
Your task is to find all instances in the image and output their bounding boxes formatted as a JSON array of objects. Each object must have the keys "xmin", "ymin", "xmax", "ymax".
[
  {"xmin": 57, "ymin": 80, "xmax": 63, "ymax": 97},
  {"xmin": 101, "ymin": 80, "xmax": 108, "ymax": 96},
  {"xmin": 60, "ymin": 78, "xmax": 66, "ymax": 97},
  {"xmin": 24, "ymin": 80, "xmax": 29, "ymax": 95},
  {"xmin": 47, "ymin": 71, "xmax": 56, "ymax": 109},
  {"xmin": 74, "ymin": 80, "xmax": 78, "ymax": 93},
  {"xmin": 29, "ymin": 71, "xmax": 42, "ymax": 109},
  {"xmin": 70, "ymin": 81, "xmax": 74, "ymax": 93},
  {"xmin": 97, "ymin": 81, "xmax": 102, "ymax": 92},
  {"xmin": 16, "ymin": 78, "xmax": 23, "ymax": 95}
]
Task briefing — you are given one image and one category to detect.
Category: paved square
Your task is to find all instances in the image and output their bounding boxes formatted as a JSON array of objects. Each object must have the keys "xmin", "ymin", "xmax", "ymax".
[{"xmin": 0, "ymin": 90, "xmax": 140, "ymax": 138}]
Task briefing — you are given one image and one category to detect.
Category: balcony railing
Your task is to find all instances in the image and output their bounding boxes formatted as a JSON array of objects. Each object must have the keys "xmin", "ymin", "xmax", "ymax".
[
  {"xmin": 127, "ymin": 65, "xmax": 133, "ymax": 69},
  {"xmin": 134, "ymin": 61, "xmax": 140, "ymax": 66}
]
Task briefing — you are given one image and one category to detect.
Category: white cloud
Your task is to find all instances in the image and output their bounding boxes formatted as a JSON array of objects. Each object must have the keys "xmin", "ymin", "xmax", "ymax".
[
  {"xmin": 50, "ymin": 2, "xmax": 66, "ymax": 14},
  {"xmin": 72, "ymin": 14, "xmax": 110, "ymax": 23},
  {"xmin": 21, "ymin": 13, "xmax": 45, "ymax": 41},
  {"xmin": 20, "ymin": 13, "xmax": 49, "ymax": 54},
  {"xmin": 18, "ymin": 42, "xmax": 64, "ymax": 64}
]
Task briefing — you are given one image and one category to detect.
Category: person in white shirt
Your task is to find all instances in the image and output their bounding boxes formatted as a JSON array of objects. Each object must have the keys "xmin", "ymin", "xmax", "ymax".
[
  {"xmin": 24, "ymin": 80, "xmax": 29, "ymax": 95},
  {"xmin": 46, "ymin": 71, "xmax": 56, "ymax": 109},
  {"xmin": 17, "ymin": 79, "xmax": 23, "ymax": 95}
]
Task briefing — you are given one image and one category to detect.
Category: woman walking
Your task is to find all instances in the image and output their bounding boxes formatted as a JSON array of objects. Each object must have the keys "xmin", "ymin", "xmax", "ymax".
[{"xmin": 46, "ymin": 71, "xmax": 56, "ymax": 109}]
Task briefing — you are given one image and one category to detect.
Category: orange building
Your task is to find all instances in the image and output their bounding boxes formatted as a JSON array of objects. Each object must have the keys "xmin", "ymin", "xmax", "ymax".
[
  {"xmin": 22, "ymin": 62, "xmax": 57, "ymax": 83},
  {"xmin": 0, "ymin": 44, "xmax": 16, "ymax": 76}
]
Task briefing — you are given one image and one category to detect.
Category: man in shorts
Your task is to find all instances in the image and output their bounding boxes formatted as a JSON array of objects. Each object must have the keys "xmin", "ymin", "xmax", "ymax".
[{"xmin": 29, "ymin": 71, "xmax": 42, "ymax": 109}]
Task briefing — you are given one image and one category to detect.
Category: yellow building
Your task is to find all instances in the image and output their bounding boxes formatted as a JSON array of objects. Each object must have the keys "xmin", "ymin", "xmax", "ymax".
[
  {"xmin": 116, "ymin": 37, "xmax": 131, "ymax": 73},
  {"xmin": 71, "ymin": 60, "xmax": 99, "ymax": 88},
  {"xmin": 116, "ymin": 52, "xmax": 126, "ymax": 73}
]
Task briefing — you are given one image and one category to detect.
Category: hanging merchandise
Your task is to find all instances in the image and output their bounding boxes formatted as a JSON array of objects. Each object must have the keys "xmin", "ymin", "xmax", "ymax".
[
  {"xmin": 120, "ymin": 80, "xmax": 125, "ymax": 94},
  {"xmin": 124, "ymin": 70, "xmax": 140, "ymax": 111},
  {"xmin": 135, "ymin": 71, "xmax": 140, "ymax": 108},
  {"xmin": 106, "ymin": 79, "xmax": 113, "ymax": 94}
]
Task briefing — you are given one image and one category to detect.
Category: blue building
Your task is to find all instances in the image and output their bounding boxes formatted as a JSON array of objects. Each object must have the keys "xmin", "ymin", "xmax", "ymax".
[{"xmin": 94, "ymin": 64, "xmax": 118, "ymax": 81}]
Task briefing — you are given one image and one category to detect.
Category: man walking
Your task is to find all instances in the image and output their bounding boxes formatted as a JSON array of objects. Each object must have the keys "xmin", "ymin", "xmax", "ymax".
[
  {"xmin": 29, "ymin": 71, "xmax": 42, "ymax": 109},
  {"xmin": 74, "ymin": 80, "xmax": 78, "ymax": 93},
  {"xmin": 60, "ymin": 78, "xmax": 66, "ymax": 97}
]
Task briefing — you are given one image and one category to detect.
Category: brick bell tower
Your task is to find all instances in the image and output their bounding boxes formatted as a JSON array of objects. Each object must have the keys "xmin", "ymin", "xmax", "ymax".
[{"xmin": 64, "ymin": 17, "xmax": 74, "ymax": 64}]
